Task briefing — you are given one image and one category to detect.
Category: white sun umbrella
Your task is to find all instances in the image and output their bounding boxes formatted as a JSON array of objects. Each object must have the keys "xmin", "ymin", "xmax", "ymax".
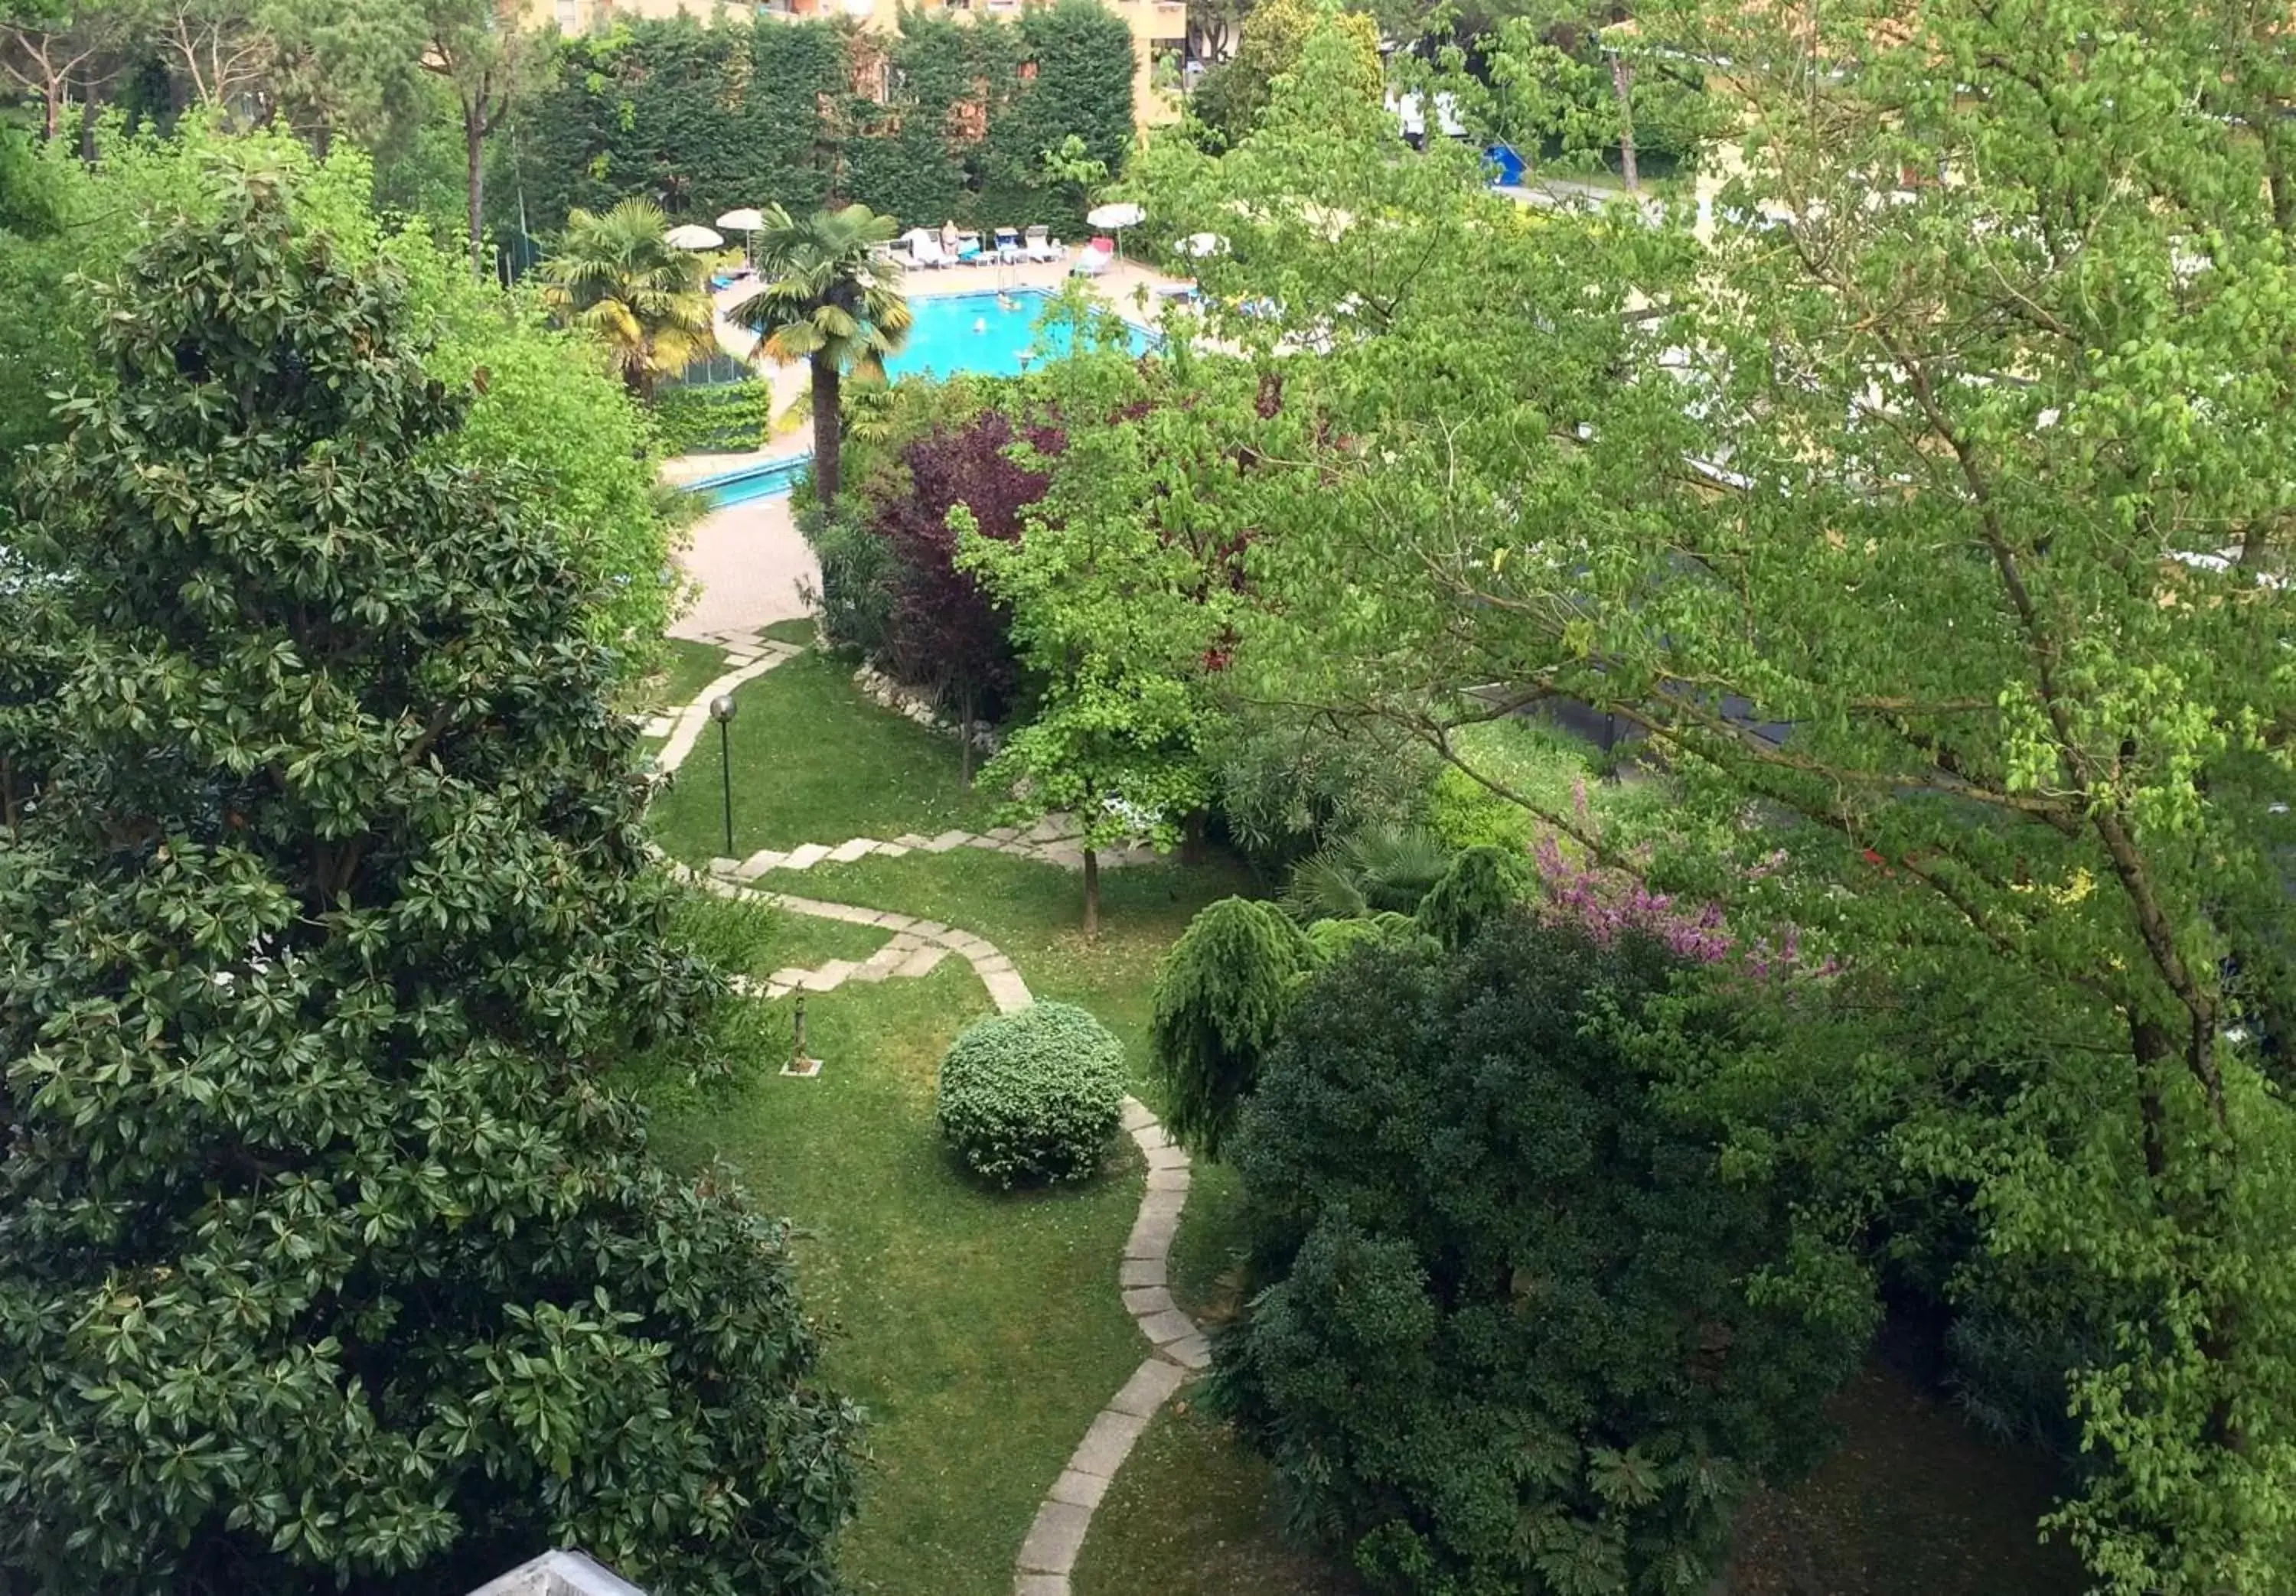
[
  {"xmin": 1085, "ymin": 200, "xmax": 1145, "ymax": 262},
  {"xmin": 716, "ymin": 207, "xmax": 766, "ymax": 267},
  {"xmin": 1176, "ymin": 230, "xmax": 1226, "ymax": 259},
  {"xmin": 664, "ymin": 223, "xmax": 724, "ymax": 251}
]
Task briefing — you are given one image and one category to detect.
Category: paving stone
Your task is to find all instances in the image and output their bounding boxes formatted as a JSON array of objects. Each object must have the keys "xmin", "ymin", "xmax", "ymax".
[
  {"xmin": 1122, "ymin": 1285, "xmax": 1176, "ymax": 1317},
  {"xmin": 1048, "ymin": 1469, "xmax": 1110, "ymax": 1510},
  {"xmin": 1118, "ymin": 1256, "xmax": 1167, "ymax": 1289},
  {"xmin": 925, "ymin": 831, "xmax": 972, "ymax": 853},
  {"xmin": 783, "ymin": 842, "xmax": 832, "ymax": 870},
  {"xmin": 798, "ymin": 960, "xmax": 856, "ymax": 992},
  {"xmin": 765, "ymin": 982, "xmax": 793, "ymax": 1001},
  {"xmin": 1138, "ymin": 1308, "xmax": 1197, "ymax": 1346},
  {"xmin": 1138, "ymin": 1187, "xmax": 1187, "ymax": 1223},
  {"xmin": 985, "ymin": 826, "xmax": 1022, "ymax": 843},
  {"xmin": 848, "ymin": 960, "xmax": 895, "ymax": 983},
  {"xmin": 884, "ymin": 931, "xmax": 925, "ymax": 951},
  {"xmin": 876, "ymin": 842, "xmax": 911, "ymax": 858},
  {"xmin": 876, "ymin": 913, "xmax": 918, "ymax": 931},
  {"xmin": 947, "ymin": 933, "xmax": 994, "ymax": 956},
  {"xmin": 892, "ymin": 832, "xmax": 931, "ymax": 849},
  {"xmin": 768, "ymin": 968, "xmax": 811, "ymax": 988},
  {"xmin": 963, "ymin": 834, "xmax": 1004, "ymax": 850},
  {"xmin": 894, "ymin": 945, "xmax": 950, "ymax": 978},
  {"xmin": 800, "ymin": 900, "xmax": 880, "ymax": 924},
  {"xmin": 1145, "ymin": 1164, "xmax": 1191, "ymax": 1194},
  {"xmin": 1013, "ymin": 1575, "xmax": 1069, "ymax": 1596},
  {"xmin": 827, "ymin": 837, "xmax": 879, "ymax": 863},
  {"xmin": 908, "ymin": 920, "xmax": 949, "ymax": 937},
  {"xmin": 641, "ymin": 716, "xmax": 675, "ymax": 738},
  {"xmin": 1130, "ymin": 1121, "xmax": 1171, "ymax": 1153},
  {"xmin": 1107, "ymin": 1356, "xmax": 1186, "ymax": 1418},
  {"xmin": 1024, "ymin": 816, "xmax": 1068, "ymax": 844},
  {"xmin": 1016, "ymin": 1502, "xmax": 1093, "ymax": 1575},
  {"xmin": 1145, "ymin": 1142, "xmax": 1189, "ymax": 1172},
  {"xmin": 709, "ymin": 857, "xmax": 740, "ymax": 876},
  {"xmin": 974, "ymin": 953, "xmax": 1016, "ymax": 975},
  {"xmin": 1120, "ymin": 1099, "xmax": 1156, "ymax": 1132},
  {"xmin": 734, "ymin": 850, "xmax": 785, "ymax": 878},
  {"xmin": 1039, "ymin": 843, "xmax": 1087, "ymax": 870},
  {"xmin": 1124, "ymin": 1209, "xmax": 1179, "ymax": 1261},
  {"xmin": 1164, "ymin": 1331, "xmax": 1212, "ymax": 1370},
  {"xmin": 982, "ymin": 969, "xmax": 1032, "ymax": 1012},
  {"xmin": 1067, "ymin": 1406, "xmax": 1149, "ymax": 1480}
]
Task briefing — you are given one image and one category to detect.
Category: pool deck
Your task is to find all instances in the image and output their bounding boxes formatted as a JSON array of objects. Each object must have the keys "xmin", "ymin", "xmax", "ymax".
[{"xmin": 665, "ymin": 256, "xmax": 1188, "ymax": 640}]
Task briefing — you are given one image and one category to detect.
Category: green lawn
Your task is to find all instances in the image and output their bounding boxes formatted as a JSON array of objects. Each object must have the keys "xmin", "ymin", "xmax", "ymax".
[
  {"xmin": 651, "ymin": 650, "xmax": 1003, "ymax": 857},
  {"xmin": 649, "ymin": 637, "xmax": 735, "ymax": 718},
  {"xmin": 648, "ymin": 938, "xmax": 1144, "ymax": 1596}
]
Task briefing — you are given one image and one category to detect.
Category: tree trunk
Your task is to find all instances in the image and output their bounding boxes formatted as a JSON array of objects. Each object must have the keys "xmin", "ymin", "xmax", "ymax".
[
  {"xmin": 43, "ymin": 76, "xmax": 61, "ymax": 142},
  {"xmin": 464, "ymin": 103, "xmax": 486, "ymax": 279},
  {"xmin": 958, "ymin": 681, "xmax": 974, "ymax": 789},
  {"xmin": 76, "ymin": 82, "xmax": 98, "ymax": 164},
  {"xmin": 1180, "ymin": 807, "xmax": 1207, "ymax": 866},
  {"xmin": 812, "ymin": 357, "xmax": 843, "ymax": 507},
  {"xmin": 1081, "ymin": 846, "xmax": 1101, "ymax": 939},
  {"xmin": 1609, "ymin": 51, "xmax": 1639, "ymax": 191}
]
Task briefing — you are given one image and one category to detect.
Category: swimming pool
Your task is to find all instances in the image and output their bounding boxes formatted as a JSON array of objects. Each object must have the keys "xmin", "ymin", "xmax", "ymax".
[
  {"xmin": 687, "ymin": 454, "xmax": 810, "ymax": 511},
  {"xmin": 885, "ymin": 288, "xmax": 1154, "ymax": 381},
  {"xmin": 684, "ymin": 291, "xmax": 1155, "ymax": 508}
]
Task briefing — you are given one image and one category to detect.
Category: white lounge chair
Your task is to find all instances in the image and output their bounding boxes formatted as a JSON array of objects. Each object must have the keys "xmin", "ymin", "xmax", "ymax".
[
  {"xmin": 994, "ymin": 226, "xmax": 1021, "ymax": 263},
  {"xmin": 1024, "ymin": 225, "xmax": 1061, "ymax": 263},
  {"xmin": 1071, "ymin": 238, "xmax": 1113, "ymax": 277},
  {"xmin": 912, "ymin": 235, "xmax": 950, "ymax": 269}
]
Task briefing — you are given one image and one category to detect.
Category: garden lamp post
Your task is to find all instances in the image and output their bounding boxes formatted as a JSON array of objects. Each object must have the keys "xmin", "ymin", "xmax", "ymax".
[{"xmin": 710, "ymin": 693, "xmax": 737, "ymax": 857}]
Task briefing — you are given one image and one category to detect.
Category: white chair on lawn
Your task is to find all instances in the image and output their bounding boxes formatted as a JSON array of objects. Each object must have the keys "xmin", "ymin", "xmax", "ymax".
[{"xmin": 1024, "ymin": 224, "xmax": 1061, "ymax": 262}]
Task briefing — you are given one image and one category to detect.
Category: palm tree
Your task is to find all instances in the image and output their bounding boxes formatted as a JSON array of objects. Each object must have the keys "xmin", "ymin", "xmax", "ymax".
[
  {"xmin": 538, "ymin": 199, "xmax": 715, "ymax": 403},
  {"xmin": 731, "ymin": 204, "xmax": 911, "ymax": 508}
]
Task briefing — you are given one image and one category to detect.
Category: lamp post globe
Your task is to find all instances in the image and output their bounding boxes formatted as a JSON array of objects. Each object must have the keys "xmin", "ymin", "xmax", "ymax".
[{"xmin": 711, "ymin": 695, "xmax": 738, "ymax": 857}]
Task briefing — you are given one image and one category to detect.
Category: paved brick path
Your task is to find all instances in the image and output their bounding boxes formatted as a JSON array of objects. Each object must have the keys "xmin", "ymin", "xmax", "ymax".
[{"xmin": 657, "ymin": 644, "xmax": 1203, "ymax": 1595}]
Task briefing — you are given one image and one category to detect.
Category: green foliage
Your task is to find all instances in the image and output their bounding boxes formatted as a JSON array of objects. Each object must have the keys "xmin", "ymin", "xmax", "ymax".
[
  {"xmin": 962, "ymin": 321, "xmax": 1253, "ymax": 924},
  {"xmin": 539, "ymin": 195, "xmax": 716, "ymax": 401},
  {"xmin": 1302, "ymin": 909, "xmax": 1435, "ymax": 965},
  {"xmin": 1414, "ymin": 842, "xmax": 1534, "ymax": 950},
  {"xmin": 1207, "ymin": 708, "xmax": 1437, "ymax": 869},
  {"xmin": 1204, "ymin": 0, "xmax": 1382, "ymax": 145},
  {"xmin": 1217, "ymin": 916, "xmax": 1866, "ymax": 1596},
  {"xmin": 505, "ymin": 8, "xmax": 1137, "ymax": 243},
  {"xmin": 1150, "ymin": 897, "xmax": 1313, "ymax": 1157},
  {"xmin": 937, "ymin": 1000, "xmax": 1127, "ymax": 1187},
  {"xmin": 0, "ymin": 164, "xmax": 858, "ymax": 1596},
  {"xmin": 733, "ymin": 202, "xmax": 912, "ymax": 505},
  {"xmin": 0, "ymin": 122, "xmax": 678, "ymax": 663},
  {"xmin": 1128, "ymin": 6, "xmax": 2296, "ymax": 1582},
  {"xmin": 654, "ymin": 376, "xmax": 773, "ymax": 454},
  {"xmin": 1281, "ymin": 825, "xmax": 1453, "ymax": 923}
]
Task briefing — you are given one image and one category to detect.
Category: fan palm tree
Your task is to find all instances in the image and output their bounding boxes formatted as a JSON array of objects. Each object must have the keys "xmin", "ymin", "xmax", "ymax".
[
  {"xmin": 731, "ymin": 203, "xmax": 911, "ymax": 507},
  {"xmin": 538, "ymin": 198, "xmax": 715, "ymax": 403}
]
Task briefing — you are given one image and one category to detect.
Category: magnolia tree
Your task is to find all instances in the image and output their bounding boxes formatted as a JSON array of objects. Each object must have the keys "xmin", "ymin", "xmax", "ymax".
[
  {"xmin": 1097, "ymin": 8, "xmax": 2296, "ymax": 1588},
  {"xmin": 0, "ymin": 168, "xmax": 859, "ymax": 1595}
]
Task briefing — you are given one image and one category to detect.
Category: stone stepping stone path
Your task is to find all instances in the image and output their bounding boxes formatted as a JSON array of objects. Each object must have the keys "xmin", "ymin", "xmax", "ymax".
[
  {"xmin": 707, "ymin": 821, "xmax": 1163, "ymax": 882},
  {"xmin": 644, "ymin": 634, "xmax": 801, "ymax": 766},
  {"xmin": 665, "ymin": 644, "xmax": 1205, "ymax": 1594}
]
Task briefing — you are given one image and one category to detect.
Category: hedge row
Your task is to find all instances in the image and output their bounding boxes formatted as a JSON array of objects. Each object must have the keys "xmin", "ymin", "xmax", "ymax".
[{"xmin": 501, "ymin": 2, "xmax": 1136, "ymax": 248}]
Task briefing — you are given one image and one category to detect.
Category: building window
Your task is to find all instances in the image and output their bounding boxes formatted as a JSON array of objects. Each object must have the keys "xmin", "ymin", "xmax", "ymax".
[{"xmin": 556, "ymin": 0, "xmax": 579, "ymax": 29}]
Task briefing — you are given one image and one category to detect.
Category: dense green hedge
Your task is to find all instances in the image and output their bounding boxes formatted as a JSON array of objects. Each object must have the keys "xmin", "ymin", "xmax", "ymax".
[
  {"xmin": 936, "ymin": 1001, "xmax": 1125, "ymax": 1187},
  {"xmin": 654, "ymin": 379, "xmax": 774, "ymax": 455},
  {"xmin": 501, "ymin": 2, "xmax": 1135, "ymax": 251}
]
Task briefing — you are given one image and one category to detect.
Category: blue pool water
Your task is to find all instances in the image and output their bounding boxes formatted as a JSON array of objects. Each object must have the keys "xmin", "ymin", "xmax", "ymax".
[
  {"xmin": 885, "ymin": 288, "xmax": 1153, "ymax": 381},
  {"xmin": 686, "ymin": 290, "xmax": 1153, "ymax": 509}
]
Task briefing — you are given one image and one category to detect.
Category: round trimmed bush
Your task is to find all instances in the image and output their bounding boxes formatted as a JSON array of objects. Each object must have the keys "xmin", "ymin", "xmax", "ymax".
[{"xmin": 936, "ymin": 1002, "xmax": 1126, "ymax": 1187}]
